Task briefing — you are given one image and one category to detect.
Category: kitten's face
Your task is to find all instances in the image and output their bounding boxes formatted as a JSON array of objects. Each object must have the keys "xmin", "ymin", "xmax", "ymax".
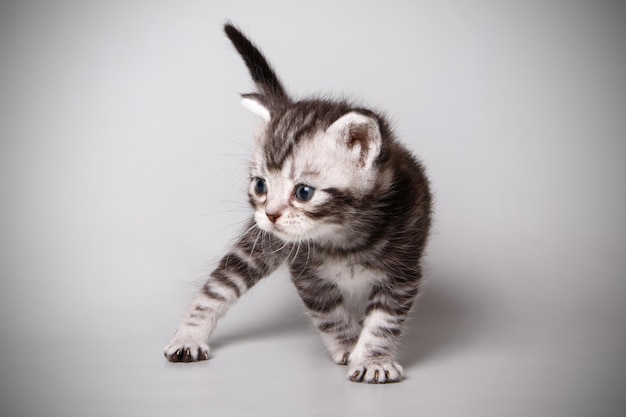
[
  {"xmin": 247, "ymin": 112, "xmax": 382, "ymax": 244},
  {"xmin": 242, "ymin": 99, "xmax": 384, "ymax": 244},
  {"xmin": 249, "ymin": 131, "xmax": 352, "ymax": 243}
]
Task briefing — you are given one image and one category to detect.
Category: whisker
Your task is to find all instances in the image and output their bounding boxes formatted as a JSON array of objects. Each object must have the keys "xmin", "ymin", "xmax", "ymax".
[
  {"xmin": 226, "ymin": 222, "xmax": 258, "ymax": 264},
  {"xmin": 305, "ymin": 232, "xmax": 312, "ymax": 269},
  {"xmin": 292, "ymin": 236, "xmax": 302, "ymax": 262},
  {"xmin": 215, "ymin": 217, "xmax": 251, "ymax": 234},
  {"xmin": 194, "ymin": 209, "xmax": 250, "ymax": 218},
  {"xmin": 250, "ymin": 228, "xmax": 263, "ymax": 258}
]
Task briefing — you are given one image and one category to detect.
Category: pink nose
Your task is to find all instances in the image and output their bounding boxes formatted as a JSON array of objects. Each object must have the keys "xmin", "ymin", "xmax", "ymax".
[{"xmin": 266, "ymin": 212, "xmax": 281, "ymax": 223}]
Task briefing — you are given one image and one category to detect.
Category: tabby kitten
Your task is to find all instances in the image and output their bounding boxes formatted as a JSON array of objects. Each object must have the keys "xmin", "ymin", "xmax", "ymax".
[{"xmin": 164, "ymin": 23, "xmax": 432, "ymax": 384}]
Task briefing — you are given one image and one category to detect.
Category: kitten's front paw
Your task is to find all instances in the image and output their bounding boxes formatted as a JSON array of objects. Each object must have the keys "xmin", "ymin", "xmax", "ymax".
[
  {"xmin": 347, "ymin": 360, "xmax": 404, "ymax": 384},
  {"xmin": 164, "ymin": 335, "xmax": 210, "ymax": 363},
  {"xmin": 331, "ymin": 350, "xmax": 351, "ymax": 365}
]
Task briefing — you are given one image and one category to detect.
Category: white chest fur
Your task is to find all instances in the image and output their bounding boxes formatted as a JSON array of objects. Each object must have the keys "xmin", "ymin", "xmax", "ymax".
[{"xmin": 317, "ymin": 260, "xmax": 383, "ymax": 296}]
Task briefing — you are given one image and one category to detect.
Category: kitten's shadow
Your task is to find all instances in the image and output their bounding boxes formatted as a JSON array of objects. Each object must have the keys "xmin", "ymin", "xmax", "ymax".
[
  {"xmin": 399, "ymin": 277, "xmax": 484, "ymax": 368},
  {"xmin": 210, "ymin": 307, "xmax": 308, "ymax": 351}
]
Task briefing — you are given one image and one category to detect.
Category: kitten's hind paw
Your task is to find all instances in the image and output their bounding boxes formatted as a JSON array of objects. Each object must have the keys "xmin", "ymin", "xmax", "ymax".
[
  {"xmin": 347, "ymin": 360, "xmax": 404, "ymax": 384},
  {"xmin": 164, "ymin": 341, "xmax": 210, "ymax": 363}
]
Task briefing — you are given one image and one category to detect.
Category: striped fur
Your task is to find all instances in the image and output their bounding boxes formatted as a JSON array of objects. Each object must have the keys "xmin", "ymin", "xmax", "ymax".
[{"xmin": 165, "ymin": 23, "xmax": 432, "ymax": 384}]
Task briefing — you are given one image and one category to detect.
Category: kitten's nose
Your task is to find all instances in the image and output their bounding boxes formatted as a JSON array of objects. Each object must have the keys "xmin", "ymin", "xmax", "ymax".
[{"xmin": 266, "ymin": 211, "xmax": 282, "ymax": 224}]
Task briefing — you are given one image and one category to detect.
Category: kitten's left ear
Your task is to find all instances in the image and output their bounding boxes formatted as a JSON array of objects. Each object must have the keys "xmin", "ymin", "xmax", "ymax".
[
  {"xmin": 326, "ymin": 112, "xmax": 382, "ymax": 170},
  {"xmin": 241, "ymin": 93, "xmax": 271, "ymax": 122}
]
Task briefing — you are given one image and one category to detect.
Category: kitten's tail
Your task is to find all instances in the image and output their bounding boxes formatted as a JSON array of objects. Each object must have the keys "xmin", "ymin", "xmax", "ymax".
[{"xmin": 224, "ymin": 23, "xmax": 289, "ymax": 102}]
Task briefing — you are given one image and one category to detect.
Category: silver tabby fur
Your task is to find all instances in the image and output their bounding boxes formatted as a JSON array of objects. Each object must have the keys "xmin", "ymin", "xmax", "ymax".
[{"xmin": 165, "ymin": 23, "xmax": 432, "ymax": 384}]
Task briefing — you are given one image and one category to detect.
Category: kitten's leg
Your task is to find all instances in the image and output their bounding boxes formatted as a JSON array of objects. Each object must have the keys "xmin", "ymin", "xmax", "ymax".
[
  {"xmin": 165, "ymin": 224, "xmax": 285, "ymax": 362},
  {"xmin": 347, "ymin": 273, "xmax": 420, "ymax": 383},
  {"xmin": 291, "ymin": 273, "xmax": 360, "ymax": 365},
  {"xmin": 309, "ymin": 307, "xmax": 361, "ymax": 365}
]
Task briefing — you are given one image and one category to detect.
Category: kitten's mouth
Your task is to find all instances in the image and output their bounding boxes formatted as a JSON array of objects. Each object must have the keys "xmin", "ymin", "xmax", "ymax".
[
  {"xmin": 269, "ymin": 226, "xmax": 300, "ymax": 242},
  {"xmin": 265, "ymin": 223, "xmax": 308, "ymax": 243},
  {"xmin": 254, "ymin": 213, "xmax": 310, "ymax": 242}
]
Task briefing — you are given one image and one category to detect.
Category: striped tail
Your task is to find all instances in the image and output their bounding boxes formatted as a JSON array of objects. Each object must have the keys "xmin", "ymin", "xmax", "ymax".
[{"xmin": 224, "ymin": 22, "xmax": 290, "ymax": 102}]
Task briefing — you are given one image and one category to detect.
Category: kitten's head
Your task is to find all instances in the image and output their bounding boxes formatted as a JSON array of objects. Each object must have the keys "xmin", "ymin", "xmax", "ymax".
[
  {"xmin": 245, "ymin": 99, "xmax": 387, "ymax": 244},
  {"xmin": 224, "ymin": 23, "xmax": 390, "ymax": 245}
]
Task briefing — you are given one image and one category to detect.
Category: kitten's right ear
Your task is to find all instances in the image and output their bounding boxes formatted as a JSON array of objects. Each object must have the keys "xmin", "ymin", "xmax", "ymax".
[{"xmin": 241, "ymin": 94, "xmax": 271, "ymax": 122}]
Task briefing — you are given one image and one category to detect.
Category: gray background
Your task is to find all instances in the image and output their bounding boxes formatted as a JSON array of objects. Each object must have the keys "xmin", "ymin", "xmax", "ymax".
[{"xmin": 1, "ymin": 1, "xmax": 625, "ymax": 416}]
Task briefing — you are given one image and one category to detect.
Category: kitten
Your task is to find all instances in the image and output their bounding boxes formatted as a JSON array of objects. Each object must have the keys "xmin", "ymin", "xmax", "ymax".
[{"xmin": 164, "ymin": 23, "xmax": 432, "ymax": 384}]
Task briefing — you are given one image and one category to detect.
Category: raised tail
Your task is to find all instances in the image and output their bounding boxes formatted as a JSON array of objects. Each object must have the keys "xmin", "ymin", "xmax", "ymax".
[{"xmin": 224, "ymin": 23, "xmax": 289, "ymax": 102}]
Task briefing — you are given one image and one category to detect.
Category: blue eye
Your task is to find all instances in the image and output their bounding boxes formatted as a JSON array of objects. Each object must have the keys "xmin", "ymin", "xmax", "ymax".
[
  {"xmin": 254, "ymin": 178, "xmax": 267, "ymax": 195},
  {"xmin": 295, "ymin": 184, "xmax": 315, "ymax": 201}
]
